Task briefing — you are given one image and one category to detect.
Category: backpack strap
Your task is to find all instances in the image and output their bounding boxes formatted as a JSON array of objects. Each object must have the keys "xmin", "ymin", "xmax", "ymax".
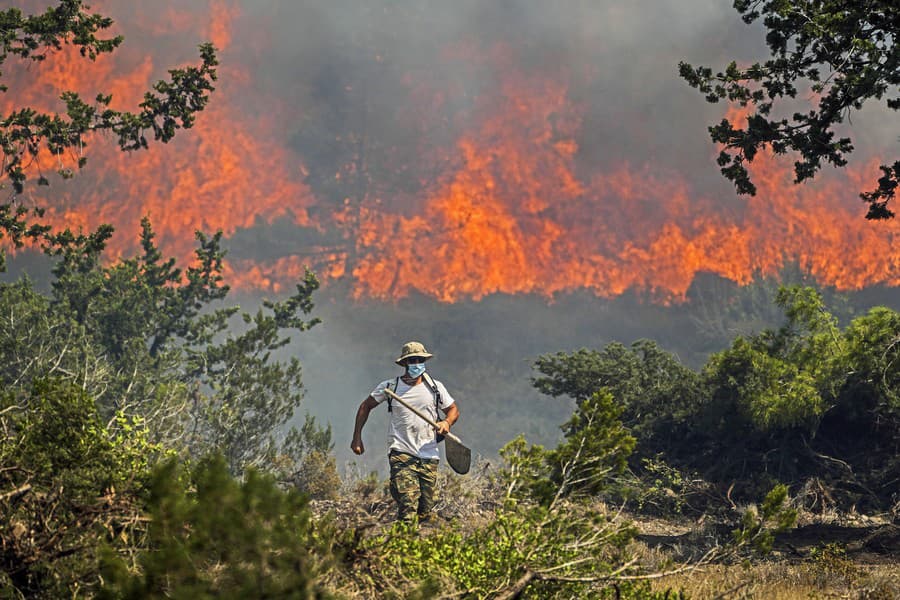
[
  {"xmin": 386, "ymin": 376, "xmax": 400, "ymax": 413},
  {"xmin": 422, "ymin": 372, "xmax": 443, "ymax": 411},
  {"xmin": 386, "ymin": 373, "xmax": 443, "ymax": 415},
  {"xmin": 422, "ymin": 372, "xmax": 446, "ymax": 443}
]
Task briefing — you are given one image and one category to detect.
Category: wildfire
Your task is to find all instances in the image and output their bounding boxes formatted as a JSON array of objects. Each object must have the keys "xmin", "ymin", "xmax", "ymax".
[
  {"xmin": 350, "ymin": 67, "xmax": 898, "ymax": 302},
  {"xmin": 2, "ymin": 2, "xmax": 897, "ymax": 302},
  {"xmin": 3, "ymin": 0, "xmax": 317, "ymax": 290}
]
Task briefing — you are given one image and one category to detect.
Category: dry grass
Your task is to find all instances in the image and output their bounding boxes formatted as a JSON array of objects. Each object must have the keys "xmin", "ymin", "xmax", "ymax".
[
  {"xmin": 630, "ymin": 508, "xmax": 900, "ymax": 600},
  {"xmin": 324, "ymin": 465, "xmax": 900, "ymax": 599},
  {"xmin": 647, "ymin": 561, "xmax": 899, "ymax": 599}
]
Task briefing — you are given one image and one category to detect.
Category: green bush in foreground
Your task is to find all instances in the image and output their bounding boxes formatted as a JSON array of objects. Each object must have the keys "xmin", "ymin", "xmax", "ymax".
[
  {"xmin": 360, "ymin": 506, "xmax": 668, "ymax": 599},
  {"xmin": 98, "ymin": 455, "xmax": 338, "ymax": 600},
  {"xmin": 0, "ymin": 378, "xmax": 158, "ymax": 598},
  {"xmin": 499, "ymin": 390, "xmax": 636, "ymax": 506}
]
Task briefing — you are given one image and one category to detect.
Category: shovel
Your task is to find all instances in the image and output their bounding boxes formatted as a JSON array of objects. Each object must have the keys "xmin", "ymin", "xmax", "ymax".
[{"xmin": 383, "ymin": 387, "xmax": 471, "ymax": 475}]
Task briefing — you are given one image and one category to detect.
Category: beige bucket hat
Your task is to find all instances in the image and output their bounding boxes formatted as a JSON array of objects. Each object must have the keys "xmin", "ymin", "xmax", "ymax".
[{"xmin": 395, "ymin": 341, "xmax": 433, "ymax": 365}]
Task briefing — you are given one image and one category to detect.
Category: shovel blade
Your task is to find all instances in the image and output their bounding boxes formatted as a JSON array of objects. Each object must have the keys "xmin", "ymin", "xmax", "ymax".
[{"xmin": 444, "ymin": 435, "xmax": 471, "ymax": 475}]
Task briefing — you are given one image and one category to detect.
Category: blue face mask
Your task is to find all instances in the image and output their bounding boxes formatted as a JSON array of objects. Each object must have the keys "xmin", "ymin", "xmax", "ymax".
[{"xmin": 406, "ymin": 362, "xmax": 426, "ymax": 378}]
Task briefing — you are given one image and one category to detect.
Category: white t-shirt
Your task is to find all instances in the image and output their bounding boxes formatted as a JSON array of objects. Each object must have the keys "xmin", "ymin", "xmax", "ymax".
[{"xmin": 370, "ymin": 376, "xmax": 455, "ymax": 460}]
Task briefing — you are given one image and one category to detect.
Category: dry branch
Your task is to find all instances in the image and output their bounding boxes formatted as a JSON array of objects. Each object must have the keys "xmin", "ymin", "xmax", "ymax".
[{"xmin": 0, "ymin": 482, "xmax": 31, "ymax": 503}]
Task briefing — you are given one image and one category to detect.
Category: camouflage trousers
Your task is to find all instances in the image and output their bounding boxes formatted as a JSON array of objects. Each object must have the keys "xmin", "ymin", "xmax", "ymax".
[{"xmin": 388, "ymin": 450, "xmax": 439, "ymax": 523}]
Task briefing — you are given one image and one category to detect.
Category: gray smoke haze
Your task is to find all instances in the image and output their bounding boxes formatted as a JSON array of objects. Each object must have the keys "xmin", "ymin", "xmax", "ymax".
[
  {"xmin": 245, "ymin": 0, "xmax": 883, "ymax": 170},
  {"xmin": 6, "ymin": 1, "xmax": 898, "ymax": 475},
  {"xmin": 247, "ymin": 0, "xmax": 767, "ymax": 179},
  {"xmin": 213, "ymin": 0, "xmax": 896, "ymax": 473}
]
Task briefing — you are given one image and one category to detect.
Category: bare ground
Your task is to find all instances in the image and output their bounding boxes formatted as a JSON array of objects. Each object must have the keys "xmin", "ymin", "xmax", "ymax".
[{"xmin": 636, "ymin": 514, "xmax": 900, "ymax": 599}]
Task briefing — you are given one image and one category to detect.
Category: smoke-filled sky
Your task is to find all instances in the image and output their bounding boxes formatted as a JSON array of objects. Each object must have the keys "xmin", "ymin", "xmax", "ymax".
[
  {"xmin": 7, "ymin": 0, "xmax": 898, "ymax": 298},
  {"xmin": 5, "ymin": 0, "xmax": 898, "ymax": 470}
]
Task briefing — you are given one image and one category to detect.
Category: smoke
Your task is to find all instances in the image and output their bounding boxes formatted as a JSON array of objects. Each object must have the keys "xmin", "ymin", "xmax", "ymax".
[
  {"xmin": 4, "ymin": 1, "xmax": 899, "ymax": 471},
  {"xmin": 252, "ymin": 0, "xmax": 760, "ymax": 182}
]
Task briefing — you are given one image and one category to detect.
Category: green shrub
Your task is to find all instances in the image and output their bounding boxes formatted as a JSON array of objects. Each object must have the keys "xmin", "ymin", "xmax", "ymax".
[
  {"xmin": 546, "ymin": 390, "xmax": 636, "ymax": 503},
  {"xmin": 361, "ymin": 502, "xmax": 672, "ymax": 599},
  {"xmin": 497, "ymin": 390, "xmax": 635, "ymax": 507},
  {"xmin": 0, "ymin": 378, "xmax": 157, "ymax": 598},
  {"xmin": 704, "ymin": 337, "xmax": 823, "ymax": 433},
  {"xmin": 98, "ymin": 455, "xmax": 338, "ymax": 599},
  {"xmin": 731, "ymin": 484, "xmax": 798, "ymax": 556}
]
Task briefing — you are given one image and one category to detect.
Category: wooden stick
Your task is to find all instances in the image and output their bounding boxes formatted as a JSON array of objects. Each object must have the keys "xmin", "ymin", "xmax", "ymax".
[{"xmin": 382, "ymin": 387, "xmax": 464, "ymax": 445}]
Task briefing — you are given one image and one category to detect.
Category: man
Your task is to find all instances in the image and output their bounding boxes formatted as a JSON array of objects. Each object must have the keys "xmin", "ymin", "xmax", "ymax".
[{"xmin": 351, "ymin": 341, "xmax": 460, "ymax": 523}]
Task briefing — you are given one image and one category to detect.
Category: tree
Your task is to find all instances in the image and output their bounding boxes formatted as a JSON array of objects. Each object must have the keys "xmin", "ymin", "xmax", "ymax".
[
  {"xmin": 0, "ymin": 4, "xmax": 337, "ymax": 594},
  {"xmin": 5, "ymin": 217, "xmax": 324, "ymax": 475},
  {"xmin": 820, "ymin": 304, "xmax": 900, "ymax": 500},
  {"xmin": 840, "ymin": 306, "xmax": 900, "ymax": 428},
  {"xmin": 185, "ymin": 267, "xmax": 323, "ymax": 475},
  {"xmin": 679, "ymin": 0, "xmax": 899, "ymax": 219},
  {"xmin": 0, "ymin": 0, "xmax": 218, "ymax": 260},
  {"xmin": 544, "ymin": 391, "xmax": 636, "ymax": 503},
  {"xmin": 697, "ymin": 286, "xmax": 900, "ymax": 505},
  {"xmin": 0, "ymin": 222, "xmax": 330, "ymax": 597},
  {"xmin": 531, "ymin": 341, "xmax": 704, "ymax": 454},
  {"xmin": 530, "ymin": 290, "xmax": 900, "ymax": 508},
  {"xmin": 703, "ymin": 336, "xmax": 824, "ymax": 433},
  {"xmin": 497, "ymin": 390, "xmax": 636, "ymax": 507}
]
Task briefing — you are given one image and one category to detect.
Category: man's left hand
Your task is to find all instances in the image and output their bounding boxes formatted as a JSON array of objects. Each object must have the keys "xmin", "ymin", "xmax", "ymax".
[{"xmin": 435, "ymin": 420, "xmax": 450, "ymax": 435}]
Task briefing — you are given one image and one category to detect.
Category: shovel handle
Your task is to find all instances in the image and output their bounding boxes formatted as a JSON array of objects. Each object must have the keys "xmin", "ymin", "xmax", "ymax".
[{"xmin": 382, "ymin": 387, "xmax": 462, "ymax": 444}]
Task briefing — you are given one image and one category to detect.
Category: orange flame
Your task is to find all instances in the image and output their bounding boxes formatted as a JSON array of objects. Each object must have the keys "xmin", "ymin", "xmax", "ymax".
[
  {"xmin": 4, "ymin": 0, "xmax": 317, "ymax": 288},
  {"xmin": 3, "ymin": 4, "xmax": 897, "ymax": 302},
  {"xmin": 350, "ymin": 67, "xmax": 898, "ymax": 303}
]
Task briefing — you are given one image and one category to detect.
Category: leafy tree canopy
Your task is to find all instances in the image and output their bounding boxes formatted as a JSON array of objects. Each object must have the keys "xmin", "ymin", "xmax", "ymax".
[
  {"xmin": 531, "ymin": 287, "xmax": 900, "ymax": 508},
  {"xmin": 679, "ymin": 0, "xmax": 899, "ymax": 219},
  {"xmin": 532, "ymin": 340, "xmax": 704, "ymax": 448},
  {"xmin": 0, "ymin": 0, "xmax": 218, "ymax": 253}
]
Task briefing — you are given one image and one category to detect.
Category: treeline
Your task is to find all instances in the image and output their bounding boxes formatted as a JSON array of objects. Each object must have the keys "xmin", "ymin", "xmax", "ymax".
[{"xmin": 532, "ymin": 287, "xmax": 900, "ymax": 512}]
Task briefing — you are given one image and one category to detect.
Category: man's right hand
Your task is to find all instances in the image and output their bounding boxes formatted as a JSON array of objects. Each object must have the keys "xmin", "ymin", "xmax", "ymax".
[{"xmin": 351, "ymin": 438, "xmax": 364, "ymax": 455}]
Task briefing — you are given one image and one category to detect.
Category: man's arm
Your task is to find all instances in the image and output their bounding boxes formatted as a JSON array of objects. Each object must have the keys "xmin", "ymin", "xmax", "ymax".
[
  {"xmin": 436, "ymin": 403, "xmax": 459, "ymax": 435},
  {"xmin": 351, "ymin": 396, "xmax": 379, "ymax": 455}
]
